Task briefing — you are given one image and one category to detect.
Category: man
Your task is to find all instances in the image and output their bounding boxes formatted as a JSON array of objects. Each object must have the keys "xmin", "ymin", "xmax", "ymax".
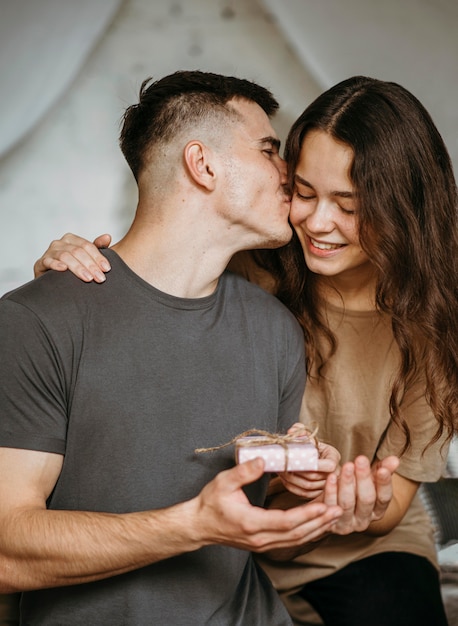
[{"xmin": 0, "ymin": 71, "xmax": 393, "ymax": 625}]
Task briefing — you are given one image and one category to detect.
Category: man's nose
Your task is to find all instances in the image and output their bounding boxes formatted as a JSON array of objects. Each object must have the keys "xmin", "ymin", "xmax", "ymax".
[{"xmin": 277, "ymin": 156, "xmax": 288, "ymax": 183}]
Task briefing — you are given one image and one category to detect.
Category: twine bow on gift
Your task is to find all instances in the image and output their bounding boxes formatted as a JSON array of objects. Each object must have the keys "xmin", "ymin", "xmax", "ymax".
[{"xmin": 195, "ymin": 424, "xmax": 319, "ymax": 472}]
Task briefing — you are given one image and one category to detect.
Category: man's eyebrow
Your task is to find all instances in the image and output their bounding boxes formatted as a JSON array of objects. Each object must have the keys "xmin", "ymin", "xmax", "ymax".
[
  {"xmin": 294, "ymin": 173, "xmax": 355, "ymax": 198},
  {"xmin": 259, "ymin": 136, "xmax": 281, "ymax": 151}
]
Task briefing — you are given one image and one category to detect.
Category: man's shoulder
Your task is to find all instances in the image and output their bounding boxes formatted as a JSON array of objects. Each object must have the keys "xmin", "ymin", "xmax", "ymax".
[
  {"xmin": 2, "ymin": 269, "xmax": 85, "ymax": 306},
  {"xmin": 222, "ymin": 270, "xmax": 303, "ymax": 335},
  {"xmin": 0, "ymin": 269, "xmax": 107, "ymax": 326},
  {"xmin": 224, "ymin": 270, "xmax": 289, "ymax": 310},
  {"xmin": 1, "ymin": 250, "xmax": 117, "ymax": 309}
]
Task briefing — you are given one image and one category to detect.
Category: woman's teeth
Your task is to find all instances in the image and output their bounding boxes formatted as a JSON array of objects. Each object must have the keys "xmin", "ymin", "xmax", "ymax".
[{"xmin": 311, "ymin": 238, "xmax": 343, "ymax": 250}]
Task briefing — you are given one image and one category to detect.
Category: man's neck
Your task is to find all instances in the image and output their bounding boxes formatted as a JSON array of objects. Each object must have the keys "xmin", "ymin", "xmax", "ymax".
[{"xmin": 111, "ymin": 220, "xmax": 232, "ymax": 299}]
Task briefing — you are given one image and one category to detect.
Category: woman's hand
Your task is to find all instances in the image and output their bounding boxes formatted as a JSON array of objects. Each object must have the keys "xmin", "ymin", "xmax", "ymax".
[
  {"xmin": 265, "ymin": 454, "xmax": 399, "ymax": 560},
  {"xmin": 33, "ymin": 233, "xmax": 111, "ymax": 282},
  {"xmin": 277, "ymin": 423, "xmax": 341, "ymax": 500},
  {"xmin": 324, "ymin": 455, "xmax": 399, "ymax": 535}
]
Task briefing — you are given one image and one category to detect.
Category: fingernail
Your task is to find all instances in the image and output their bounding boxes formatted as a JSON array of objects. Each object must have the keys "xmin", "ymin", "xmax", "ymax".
[
  {"xmin": 101, "ymin": 261, "xmax": 111, "ymax": 272},
  {"xmin": 95, "ymin": 271, "xmax": 106, "ymax": 282}
]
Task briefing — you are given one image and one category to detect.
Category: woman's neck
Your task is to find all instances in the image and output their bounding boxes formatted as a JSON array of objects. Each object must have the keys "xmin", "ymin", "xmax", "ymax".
[{"xmin": 316, "ymin": 266, "xmax": 377, "ymax": 312}]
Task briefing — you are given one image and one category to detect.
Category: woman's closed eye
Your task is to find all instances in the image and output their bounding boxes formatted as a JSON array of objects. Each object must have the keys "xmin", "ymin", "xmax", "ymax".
[
  {"xmin": 339, "ymin": 205, "xmax": 356, "ymax": 215},
  {"xmin": 294, "ymin": 188, "xmax": 316, "ymax": 201}
]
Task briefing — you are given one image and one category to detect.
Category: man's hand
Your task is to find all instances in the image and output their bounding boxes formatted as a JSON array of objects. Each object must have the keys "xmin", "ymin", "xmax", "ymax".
[
  {"xmin": 33, "ymin": 233, "xmax": 112, "ymax": 282},
  {"xmin": 193, "ymin": 458, "xmax": 342, "ymax": 553}
]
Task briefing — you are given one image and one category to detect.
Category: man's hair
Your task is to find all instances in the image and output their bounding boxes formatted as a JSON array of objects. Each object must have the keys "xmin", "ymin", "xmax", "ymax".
[{"xmin": 119, "ymin": 70, "xmax": 279, "ymax": 181}]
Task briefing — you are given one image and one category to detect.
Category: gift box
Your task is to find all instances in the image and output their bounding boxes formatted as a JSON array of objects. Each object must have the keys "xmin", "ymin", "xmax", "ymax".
[{"xmin": 235, "ymin": 436, "xmax": 318, "ymax": 472}]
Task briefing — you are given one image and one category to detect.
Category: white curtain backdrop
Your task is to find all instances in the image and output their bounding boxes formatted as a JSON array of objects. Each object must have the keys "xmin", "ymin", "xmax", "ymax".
[
  {"xmin": 261, "ymin": 0, "xmax": 458, "ymax": 172},
  {"xmin": 0, "ymin": 0, "xmax": 122, "ymax": 158}
]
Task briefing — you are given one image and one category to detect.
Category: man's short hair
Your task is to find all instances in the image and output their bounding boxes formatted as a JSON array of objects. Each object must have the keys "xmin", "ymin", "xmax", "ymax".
[{"xmin": 119, "ymin": 70, "xmax": 279, "ymax": 180}]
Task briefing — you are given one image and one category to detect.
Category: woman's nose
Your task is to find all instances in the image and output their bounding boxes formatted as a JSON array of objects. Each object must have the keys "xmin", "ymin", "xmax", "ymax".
[
  {"xmin": 290, "ymin": 197, "xmax": 334, "ymax": 233},
  {"xmin": 304, "ymin": 201, "xmax": 334, "ymax": 233}
]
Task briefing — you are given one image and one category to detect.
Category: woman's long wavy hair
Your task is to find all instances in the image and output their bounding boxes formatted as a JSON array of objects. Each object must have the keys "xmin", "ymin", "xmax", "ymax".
[{"xmin": 256, "ymin": 76, "xmax": 458, "ymax": 450}]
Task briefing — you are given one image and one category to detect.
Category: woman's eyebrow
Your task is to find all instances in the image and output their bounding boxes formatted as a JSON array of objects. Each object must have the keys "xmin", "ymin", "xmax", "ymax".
[
  {"xmin": 294, "ymin": 173, "xmax": 355, "ymax": 198},
  {"xmin": 333, "ymin": 190, "xmax": 355, "ymax": 199},
  {"xmin": 294, "ymin": 173, "xmax": 313, "ymax": 187}
]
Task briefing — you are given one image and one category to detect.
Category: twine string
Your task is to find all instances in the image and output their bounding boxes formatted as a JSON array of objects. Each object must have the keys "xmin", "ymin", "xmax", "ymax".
[{"xmin": 195, "ymin": 424, "xmax": 318, "ymax": 471}]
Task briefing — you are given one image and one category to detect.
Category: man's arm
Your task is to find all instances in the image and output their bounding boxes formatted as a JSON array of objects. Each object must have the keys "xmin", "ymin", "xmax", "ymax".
[{"xmin": 0, "ymin": 447, "xmax": 342, "ymax": 593}]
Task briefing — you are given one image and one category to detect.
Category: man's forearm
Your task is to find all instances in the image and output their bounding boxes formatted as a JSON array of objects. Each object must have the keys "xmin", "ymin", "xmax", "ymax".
[{"xmin": 0, "ymin": 500, "xmax": 201, "ymax": 592}]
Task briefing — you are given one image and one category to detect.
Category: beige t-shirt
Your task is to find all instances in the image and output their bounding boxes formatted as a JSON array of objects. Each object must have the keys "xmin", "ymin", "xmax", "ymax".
[
  {"xmin": 228, "ymin": 253, "xmax": 449, "ymax": 623},
  {"xmin": 258, "ymin": 303, "xmax": 449, "ymax": 623}
]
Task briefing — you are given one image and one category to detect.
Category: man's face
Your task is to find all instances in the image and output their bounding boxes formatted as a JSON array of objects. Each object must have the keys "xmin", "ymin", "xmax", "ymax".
[{"xmin": 217, "ymin": 98, "xmax": 292, "ymax": 251}]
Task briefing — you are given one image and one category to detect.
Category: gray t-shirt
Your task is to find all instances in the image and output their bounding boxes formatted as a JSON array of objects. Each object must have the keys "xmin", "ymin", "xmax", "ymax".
[{"xmin": 0, "ymin": 250, "xmax": 305, "ymax": 626}]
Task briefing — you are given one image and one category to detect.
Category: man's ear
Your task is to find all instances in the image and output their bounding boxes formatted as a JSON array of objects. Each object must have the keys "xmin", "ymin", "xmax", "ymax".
[{"xmin": 184, "ymin": 140, "xmax": 217, "ymax": 191}]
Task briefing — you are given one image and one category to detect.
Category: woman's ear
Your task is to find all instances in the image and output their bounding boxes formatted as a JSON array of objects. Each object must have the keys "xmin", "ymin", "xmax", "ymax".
[{"xmin": 184, "ymin": 140, "xmax": 217, "ymax": 190}]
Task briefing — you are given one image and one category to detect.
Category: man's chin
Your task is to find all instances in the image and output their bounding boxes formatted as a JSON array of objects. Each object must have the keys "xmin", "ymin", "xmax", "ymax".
[
  {"xmin": 263, "ymin": 227, "xmax": 293, "ymax": 249},
  {"xmin": 243, "ymin": 225, "xmax": 293, "ymax": 252}
]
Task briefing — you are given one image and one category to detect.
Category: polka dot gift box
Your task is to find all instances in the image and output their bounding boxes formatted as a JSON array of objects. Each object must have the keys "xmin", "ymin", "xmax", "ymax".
[{"xmin": 236, "ymin": 435, "xmax": 318, "ymax": 472}]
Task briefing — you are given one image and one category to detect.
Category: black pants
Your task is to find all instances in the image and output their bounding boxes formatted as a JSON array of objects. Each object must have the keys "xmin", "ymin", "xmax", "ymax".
[{"xmin": 299, "ymin": 552, "xmax": 448, "ymax": 626}]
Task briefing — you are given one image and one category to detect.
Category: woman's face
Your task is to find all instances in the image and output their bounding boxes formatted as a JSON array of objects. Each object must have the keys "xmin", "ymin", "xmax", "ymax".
[{"xmin": 289, "ymin": 130, "xmax": 373, "ymax": 286}]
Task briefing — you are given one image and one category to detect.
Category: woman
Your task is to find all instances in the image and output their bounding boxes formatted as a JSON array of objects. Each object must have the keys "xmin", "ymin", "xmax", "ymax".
[
  {"xmin": 33, "ymin": 76, "xmax": 457, "ymax": 625},
  {"xmin": 249, "ymin": 76, "xmax": 457, "ymax": 626}
]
